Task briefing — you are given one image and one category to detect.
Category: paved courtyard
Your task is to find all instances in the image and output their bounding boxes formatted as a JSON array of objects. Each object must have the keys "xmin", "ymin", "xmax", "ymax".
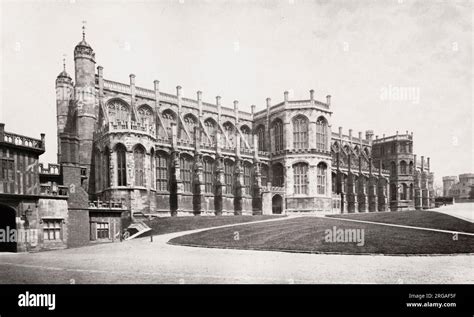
[{"xmin": 0, "ymin": 216, "xmax": 473, "ymax": 284}]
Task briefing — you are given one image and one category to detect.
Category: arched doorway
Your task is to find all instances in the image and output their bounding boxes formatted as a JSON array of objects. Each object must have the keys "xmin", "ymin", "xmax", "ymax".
[
  {"xmin": 272, "ymin": 195, "xmax": 283, "ymax": 214},
  {"xmin": 0, "ymin": 204, "xmax": 17, "ymax": 252}
]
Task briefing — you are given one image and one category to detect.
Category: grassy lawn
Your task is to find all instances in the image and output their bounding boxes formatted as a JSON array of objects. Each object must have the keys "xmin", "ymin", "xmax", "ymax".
[
  {"xmin": 327, "ymin": 210, "xmax": 474, "ymax": 234},
  {"xmin": 143, "ymin": 215, "xmax": 284, "ymax": 235},
  {"xmin": 169, "ymin": 217, "xmax": 474, "ymax": 255}
]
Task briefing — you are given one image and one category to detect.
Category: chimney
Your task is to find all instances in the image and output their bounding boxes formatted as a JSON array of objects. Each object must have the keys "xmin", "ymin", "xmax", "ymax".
[
  {"xmin": 310, "ymin": 89, "xmax": 314, "ymax": 102},
  {"xmin": 421, "ymin": 155, "xmax": 424, "ymax": 170},
  {"xmin": 427, "ymin": 157, "xmax": 430, "ymax": 172},
  {"xmin": 251, "ymin": 104, "xmax": 256, "ymax": 116},
  {"xmin": 284, "ymin": 91, "xmax": 289, "ymax": 104},
  {"xmin": 326, "ymin": 95, "xmax": 331, "ymax": 106}
]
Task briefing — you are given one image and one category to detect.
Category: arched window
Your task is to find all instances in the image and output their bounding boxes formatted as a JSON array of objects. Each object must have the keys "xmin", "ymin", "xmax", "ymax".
[
  {"xmin": 409, "ymin": 183, "xmax": 414, "ymax": 200},
  {"xmin": 390, "ymin": 183, "xmax": 397, "ymax": 201},
  {"xmin": 107, "ymin": 99, "xmax": 130, "ymax": 123},
  {"xmin": 317, "ymin": 162, "xmax": 327, "ymax": 195},
  {"xmin": 137, "ymin": 105, "xmax": 154, "ymax": 127},
  {"xmin": 116, "ymin": 144, "xmax": 127, "ymax": 186},
  {"xmin": 272, "ymin": 119, "xmax": 284, "ymax": 152},
  {"xmin": 203, "ymin": 157, "xmax": 214, "ymax": 194},
  {"xmin": 104, "ymin": 147, "xmax": 110, "ymax": 189},
  {"xmin": 400, "ymin": 183, "xmax": 408, "ymax": 200},
  {"xmin": 316, "ymin": 116, "xmax": 328, "ymax": 151},
  {"xmin": 150, "ymin": 148, "xmax": 155, "ymax": 189},
  {"xmin": 293, "ymin": 116, "xmax": 308, "ymax": 149},
  {"xmin": 240, "ymin": 125, "xmax": 252, "ymax": 148},
  {"xmin": 261, "ymin": 164, "xmax": 269, "ymax": 187},
  {"xmin": 183, "ymin": 114, "xmax": 197, "ymax": 142},
  {"xmin": 390, "ymin": 161, "xmax": 397, "ymax": 175},
  {"xmin": 272, "ymin": 163, "xmax": 284, "ymax": 187},
  {"xmin": 256, "ymin": 125, "xmax": 266, "ymax": 151},
  {"xmin": 400, "ymin": 161, "xmax": 407, "ymax": 174},
  {"xmin": 293, "ymin": 162, "xmax": 308, "ymax": 195},
  {"xmin": 180, "ymin": 154, "xmax": 193, "ymax": 193},
  {"xmin": 134, "ymin": 145, "xmax": 145, "ymax": 187},
  {"xmin": 224, "ymin": 159, "xmax": 234, "ymax": 195},
  {"xmin": 409, "ymin": 161, "xmax": 413, "ymax": 174},
  {"xmin": 204, "ymin": 118, "xmax": 217, "ymax": 144},
  {"xmin": 223, "ymin": 122, "xmax": 235, "ymax": 147},
  {"xmin": 243, "ymin": 161, "xmax": 253, "ymax": 195},
  {"xmin": 156, "ymin": 151, "xmax": 169, "ymax": 191},
  {"xmin": 161, "ymin": 109, "xmax": 176, "ymax": 138},
  {"xmin": 95, "ymin": 149, "xmax": 101, "ymax": 191}
]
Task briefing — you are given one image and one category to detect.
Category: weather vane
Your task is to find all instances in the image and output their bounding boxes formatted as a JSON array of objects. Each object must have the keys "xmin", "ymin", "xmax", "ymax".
[{"xmin": 82, "ymin": 20, "xmax": 87, "ymax": 40}]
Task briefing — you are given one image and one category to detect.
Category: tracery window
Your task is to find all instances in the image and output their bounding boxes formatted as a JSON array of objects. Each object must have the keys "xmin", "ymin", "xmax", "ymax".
[
  {"xmin": 293, "ymin": 163, "xmax": 308, "ymax": 195},
  {"xmin": 180, "ymin": 155, "xmax": 193, "ymax": 193},
  {"xmin": 293, "ymin": 116, "xmax": 309, "ymax": 150},
  {"xmin": 316, "ymin": 117, "xmax": 327, "ymax": 151},
  {"xmin": 134, "ymin": 146, "xmax": 145, "ymax": 187},
  {"xmin": 317, "ymin": 162, "xmax": 327, "ymax": 195}
]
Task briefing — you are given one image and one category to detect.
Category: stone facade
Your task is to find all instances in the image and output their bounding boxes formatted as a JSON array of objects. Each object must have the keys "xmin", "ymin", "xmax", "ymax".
[{"xmin": 53, "ymin": 32, "xmax": 437, "ymax": 217}]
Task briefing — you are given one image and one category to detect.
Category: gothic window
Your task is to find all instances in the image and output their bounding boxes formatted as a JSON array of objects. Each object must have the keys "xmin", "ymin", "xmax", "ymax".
[
  {"xmin": 183, "ymin": 114, "xmax": 198, "ymax": 142},
  {"xmin": 293, "ymin": 162, "xmax": 308, "ymax": 195},
  {"xmin": 272, "ymin": 163, "xmax": 284, "ymax": 187},
  {"xmin": 137, "ymin": 105, "xmax": 154, "ymax": 127},
  {"xmin": 240, "ymin": 125, "xmax": 252, "ymax": 148},
  {"xmin": 223, "ymin": 122, "xmax": 235, "ymax": 147},
  {"xmin": 116, "ymin": 144, "xmax": 127, "ymax": 186},
  {"xmin": 161, "ymin": 109, "xmax": 176, "ymax": 138},
  {"xmin": 224, "ymin": 159, "xmax": 234, "ymax": 195},
  {"xmin": 409, "ymin": 161, "xmax": 413, "ymax": 174},
  {"xmin": 400, "ymin": 183, "xmax": 408, "ymax": 200},
  {"xmin": 95, "ymin": 150, "xmax": 101, "ymax": 191},
  {"xmin": 316, "ymin": 116, "xmax": 328, "ymax": 151},
  {"xmin": 400, "ymin": 161, "xmax": 407, "ymax": 174},
  {"xmin": 150, "ymin": 149, "xmax": 155, "ymax": 189},
  {"xmin": 180, "ymin": 154, "xmax": 193, "ymax": 193},
  {"xmin": 272, "ymin": 119, "xmax": 284, "ymax": 152},
  {"xmin": 204, "ymin": 118, "xmax": 217, "ymax": 144},
  {"xmin": 409, "ymin": 183, "xmax": 414, "ymax": 200},
  {"xmin": 317, "ymin": 162, "xmax": 327, "ymax": 195},
  {"xmin": 256, "ymin": 125, "xmax": 266, "ymax": 151},
  {"xmin": 104, "ymin": 147, "xmax": 110, "ymax": 188},
  {"xmin": 243, "ymin": 161, "xmax": 253, "ymax": 195},
  {"xmin": 293, "ymin": 115, "xmax": 308, "ymax": 150},
  {"xmin": 134, "ymin": 145, "xmax": 145, "ymax": 187},
  {"xmin": 156, "ymin": 151, "xmax": 169, "ymax": 191},
  {"xmin": 390, "ymin": 183, "xmax": 397, "ymax": 201},
  {"xmin": 390, "ymin": 161, "xmax": 396, "ymax": 175},
  {"xmin": 203, "ymin": 157, "xmax": 214, "ymax": 194},
  {"xmin": 261, "ymin": 164, "xmax": 269, "ymax": 187},
  {"xmin": 107, "ymin": 100, "xmax": 130, "ymax": 123}
]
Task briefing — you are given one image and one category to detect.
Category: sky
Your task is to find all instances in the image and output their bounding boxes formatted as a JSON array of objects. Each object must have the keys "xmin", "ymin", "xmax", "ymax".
[{"xmin": 0, "ymin": 0, "xmax": 472, "ymax": 187}]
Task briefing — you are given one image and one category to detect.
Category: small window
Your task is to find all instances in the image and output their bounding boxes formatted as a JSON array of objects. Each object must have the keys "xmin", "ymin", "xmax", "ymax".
[
  {"xmin": 97, "ymin": 222, "xmax": 110, "ymax": 239},
  {"xmin": 43, "ymin": 219, "xmax": 62, "ymax": 241}
]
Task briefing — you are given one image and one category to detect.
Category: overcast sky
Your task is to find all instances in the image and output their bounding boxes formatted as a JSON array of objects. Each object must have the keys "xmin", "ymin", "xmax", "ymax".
[{"xmin": 0, "ymin": 0, "xmax": 472, "ymax": 186}]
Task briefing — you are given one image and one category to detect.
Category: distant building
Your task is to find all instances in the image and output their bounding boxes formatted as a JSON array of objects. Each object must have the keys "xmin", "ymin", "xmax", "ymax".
[{"xmin": 443, "ymin": 174, "xmax": 474, "ymax": 200}]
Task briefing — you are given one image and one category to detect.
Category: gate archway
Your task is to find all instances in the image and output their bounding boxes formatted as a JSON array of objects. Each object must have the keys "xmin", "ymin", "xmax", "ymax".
[{"xmin": 0, "ymin": 204, "xmax": 17, "ymax": 252}]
